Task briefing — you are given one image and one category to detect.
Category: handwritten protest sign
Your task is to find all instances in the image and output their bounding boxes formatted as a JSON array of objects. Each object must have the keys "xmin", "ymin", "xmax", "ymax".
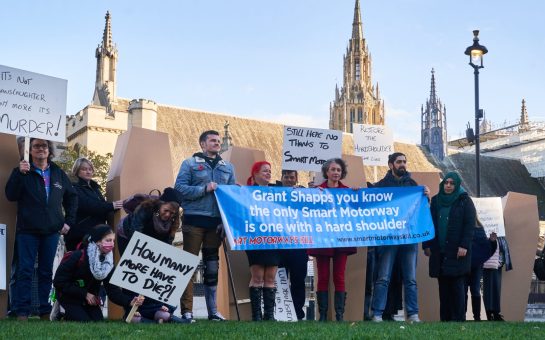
[
  {"xmin": 281, "ymin": 126, "xmax": 342, "ymax": 172},
  {"xmin": 0, "ymin": 224, "xmax": 5, "ymax": 290},
  {"xmin": 274, "ymin": 268, "xmax": 296, "ymax": 322},
  {"xmin": 110, "ymin": 232, "xmax": 199, "ymax": 304},
  {"xmin": 352, "ymin": 123, "xmax": 394, "ymax": 166},
  {"xmin": 216, "ymin": 185, "xmax": 434, "ymax": 250},
  {"xmin": 0, "ymin": 65, "xmax": 67, "ymax": 142},
  {"xmin": 472, "ymin": 197, "xmax": 506, "ymax": 237}
]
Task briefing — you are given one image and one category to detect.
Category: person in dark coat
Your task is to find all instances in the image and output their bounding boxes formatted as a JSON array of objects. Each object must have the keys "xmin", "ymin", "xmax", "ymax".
[
  {"xmin": 5, "ymin": 138, "xmax": 78, "ymax": 320},
  {"xmin": 53, "ymin": 225, "xmax": 144, "ymax": 321},
  {"xmin": 65, "ymin": 157, "xmax": 124, "ymax": 251},
  {"xmin": 118, "ymin": 188, "xmax": 187, "ymax": 323},
  {"xmin": 246, "ymin": 161, "xmax": 281, "ymax": 321},
  {"xmin": 307, "ymin": 158, "xmax": 357, "ymax": 322},
  {"xmin": 423, "ymin": 172, "xmax": 475, "ymax": 322}
]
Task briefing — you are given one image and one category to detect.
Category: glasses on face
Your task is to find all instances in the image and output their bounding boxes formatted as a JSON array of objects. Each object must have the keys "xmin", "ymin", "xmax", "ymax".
[
  {"xmin": 444, "ymin": 180, "xmax": 455, "ymax": 185},
  {"xmin": 32, "ymin": 144, "xmax": 48, "ymax": 150}
]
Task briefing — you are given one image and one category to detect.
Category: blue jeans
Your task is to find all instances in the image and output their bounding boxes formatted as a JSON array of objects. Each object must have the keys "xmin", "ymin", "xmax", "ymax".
[
  {"xmin": 371, "ymin": 244, "xmax": 418, "ymax": 317},
  {"xmin": 13, "ymin": 232, "xmax": 59, "ymax": 316}
]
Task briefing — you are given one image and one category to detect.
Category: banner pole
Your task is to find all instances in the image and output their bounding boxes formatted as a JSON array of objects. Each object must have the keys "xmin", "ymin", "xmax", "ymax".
[
  {"xmin": 222, "ymin": 239, "xmax": 240, "ymax": 321},
  {"xmin": 24, "ymin": 137, "xmax": 30, "ymax": 162},
  {"xmin": 125, "ymin": 295, "xmax": 143, "ymax": 323}
]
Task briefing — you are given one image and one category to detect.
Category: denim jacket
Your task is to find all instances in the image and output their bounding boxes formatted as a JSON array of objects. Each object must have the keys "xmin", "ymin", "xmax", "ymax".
[{"xmin": 174, "ymin": 155, "xmax": 236, "ymax": 218}]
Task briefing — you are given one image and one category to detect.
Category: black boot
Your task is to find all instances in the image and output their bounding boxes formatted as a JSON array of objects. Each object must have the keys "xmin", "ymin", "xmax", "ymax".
[
  {"xmin": 493, "ymin": 312, "xmax": 504, "ymax": 321},
  {"xmin": 471, "ymin": 296, "xmax": 481, "ymax": 321},
  {"xmin": 249, "ymin": 287, "xmax": 263, "ymax": 321},
  {"xmin": 262, "ymin": 287, "xmax": 276, "ymax": 321},
  {"xmin": 316, "ymin": 291, "xmax": 328, "ymax": 321},
  {"xmin": 485, "ymin": 310, "xmax": 493, "ymax": 321},
  {"xmin": 334, "ymin": 291, "xmax": 346, "ymax": 321}
]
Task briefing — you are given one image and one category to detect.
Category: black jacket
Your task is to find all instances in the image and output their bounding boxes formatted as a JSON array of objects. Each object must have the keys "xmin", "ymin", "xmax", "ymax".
[
  {"xmin": 424, "ymin": 192, "xmax": 475, "ymax": 277},
  {"xmin": 53, "ymin": 249, "xmax": 131, "ymax": 307},
  {"xmin": 5, "ymin": 161, "xmax": 78, "ymax": 234},
  {"xmin": 66, "ymin": 178, "xmax": 114, "ymax": 248},
  {"xmin": 372, "ymin": 170, "xmax": 418, "ymax": 188}
]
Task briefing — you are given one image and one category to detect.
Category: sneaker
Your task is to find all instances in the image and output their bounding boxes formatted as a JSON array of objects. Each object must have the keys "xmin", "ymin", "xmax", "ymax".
[
  {"xmin": 170, "ymin": 315, "xmax": 195, "ymax": 324},
  {"xmin": 407, "ymin": 314, "xmax": 421, "ymax": 323},
  {"xmin": 208, "ymin": 312, "xmax": 226, "ymax": 321},
  {"xmin": 182, "ymin": 312, "xmax": 194, "ymax": 322},
  {"xmin": 372, "ymin": 315, "xmax": 383, "ymax": 322}
]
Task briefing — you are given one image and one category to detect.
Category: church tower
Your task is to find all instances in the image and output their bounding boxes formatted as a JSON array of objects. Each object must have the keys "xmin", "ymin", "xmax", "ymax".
[
  {"xmin": 329, "ymin": 0, "xmax": 385, "ymax": 133},
  {"xmin": 92, "ymin": 11, "xmax": 118, "ymax": 116},
  {"xmin": 421, "ymin": 69, "xmax": 447, "ymax": 160},
  {"xmin": 519, "ymin": 98, "xmax": 530, "ymax": 132}
]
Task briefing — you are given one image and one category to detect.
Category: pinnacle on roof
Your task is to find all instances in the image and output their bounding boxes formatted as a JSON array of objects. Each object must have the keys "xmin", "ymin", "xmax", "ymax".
[{"xmin": 352, "ymin": 0, "xmax": 363, "ymax": 40}]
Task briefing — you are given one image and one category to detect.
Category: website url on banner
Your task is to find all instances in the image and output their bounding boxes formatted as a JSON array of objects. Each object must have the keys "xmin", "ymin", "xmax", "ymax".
[{"xmin": 336, "ymin": 230, "xmax": 430, "ymax": 243}]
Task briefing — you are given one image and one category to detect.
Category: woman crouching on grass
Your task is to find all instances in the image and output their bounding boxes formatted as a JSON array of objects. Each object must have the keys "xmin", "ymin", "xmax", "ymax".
[{"xmin": 53, "ymin": 225, "xmax": 144, "ymax": 321}]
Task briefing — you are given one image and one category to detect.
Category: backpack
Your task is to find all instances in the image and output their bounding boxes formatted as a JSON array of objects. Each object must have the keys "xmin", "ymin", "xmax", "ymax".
[{"xmin": 60, "ymin": 247, "xmax": 86, "ymax": 269}]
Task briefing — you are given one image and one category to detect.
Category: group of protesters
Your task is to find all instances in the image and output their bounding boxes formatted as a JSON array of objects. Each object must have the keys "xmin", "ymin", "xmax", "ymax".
[{"xmin": 4, "ymin": 130, "xmax": 510, "ymax": 323}]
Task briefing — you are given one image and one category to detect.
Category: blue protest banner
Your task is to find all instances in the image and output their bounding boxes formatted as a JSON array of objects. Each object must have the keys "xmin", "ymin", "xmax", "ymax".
[{"xmin": 215, "ymin": 185, "xmax": 434, "ymax": 250}]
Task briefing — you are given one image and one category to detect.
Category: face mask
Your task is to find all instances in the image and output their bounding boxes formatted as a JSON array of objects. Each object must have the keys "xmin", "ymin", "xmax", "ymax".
[{"xmin": 101, "ymin": 244, "xmax": 114, "ymax": 253}]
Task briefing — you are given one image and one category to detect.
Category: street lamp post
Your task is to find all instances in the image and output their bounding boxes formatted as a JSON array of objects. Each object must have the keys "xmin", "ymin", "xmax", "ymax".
[{"xmin": 465, "ymin": 30, "xmax": 488, "ymax": 197}]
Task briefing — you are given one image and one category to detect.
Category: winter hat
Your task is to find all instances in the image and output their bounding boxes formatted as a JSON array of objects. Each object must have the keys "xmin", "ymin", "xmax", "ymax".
[
  {"xmin": 88, "ymin": 224, "xmax": 114, "ymax": 243},
  {"xmin": 160, "ymin": 187, "xmax": 180, "ymax": 204}
]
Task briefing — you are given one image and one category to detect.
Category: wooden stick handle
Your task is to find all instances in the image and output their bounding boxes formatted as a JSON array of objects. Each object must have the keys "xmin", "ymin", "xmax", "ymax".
[
  {"xmin": 24, "ymin": 137, "xmax": 30, "ymax": 162},
  {"xmin": 125, "ymin": 295, "xmax": 143, "ymax": 323}
]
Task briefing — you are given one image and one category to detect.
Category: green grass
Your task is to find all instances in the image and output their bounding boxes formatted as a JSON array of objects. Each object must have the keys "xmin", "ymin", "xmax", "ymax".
[{"xmin": 0, "ymin": 319, "xmax": 544, "ymax": 339}]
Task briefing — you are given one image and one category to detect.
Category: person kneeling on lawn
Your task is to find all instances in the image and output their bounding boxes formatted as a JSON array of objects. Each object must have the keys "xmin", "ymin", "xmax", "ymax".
[{"xmin": 53, "ymin": 225, "xmax": 144, "ymax": 321}]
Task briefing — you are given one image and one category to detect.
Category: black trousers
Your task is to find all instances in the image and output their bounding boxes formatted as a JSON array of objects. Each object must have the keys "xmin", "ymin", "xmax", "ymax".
[
  {"xmin": 482, "ymin": 268, "xmax": 502, "ymax": 313},
  {"xmin": 280, "ymin": 249, "xmax": 308, "ymax": 320},
  {"xmin": 62, "ymin": 302, "xmax": 103, "ymax": 321},
  {"xmin": 438, "ymin": 275, "xmax": 466, "ymax": 321}
]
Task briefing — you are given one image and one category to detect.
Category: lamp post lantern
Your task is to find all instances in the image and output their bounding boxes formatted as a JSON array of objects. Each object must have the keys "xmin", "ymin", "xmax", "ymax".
[{"xmin": 464, "ymin": 30, "xmax": 488, "ymax": 197}]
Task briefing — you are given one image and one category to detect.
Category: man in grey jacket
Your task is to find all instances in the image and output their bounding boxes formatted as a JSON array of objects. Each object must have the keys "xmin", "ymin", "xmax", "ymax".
[{"xmin": 175, "ymin": 130, "xmax": 236, "ymax": 321}]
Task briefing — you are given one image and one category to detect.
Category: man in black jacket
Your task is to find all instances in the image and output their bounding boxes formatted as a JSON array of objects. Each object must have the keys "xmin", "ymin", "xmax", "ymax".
[
  {"xmin": 5, "ymin": 138, "xmax": 77, "ymax": 320},
  {"xmin": 370, "ymin": 152, "xmax": 429, "ymax": 323}
]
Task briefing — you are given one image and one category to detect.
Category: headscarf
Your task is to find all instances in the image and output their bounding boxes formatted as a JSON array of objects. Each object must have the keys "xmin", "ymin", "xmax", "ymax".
[
  {"xmin": 437, "ymin": 171, "xmax": 465, "ymax": 207},
  {"xmin": 246, "ymin": 161, "xmax": 271, "ymax": 185}
]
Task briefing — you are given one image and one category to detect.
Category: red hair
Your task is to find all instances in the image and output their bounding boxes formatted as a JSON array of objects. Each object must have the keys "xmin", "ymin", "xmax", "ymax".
[{"xmin": 246, "ymin": 161, "xmax": 271, "ymax": 185}]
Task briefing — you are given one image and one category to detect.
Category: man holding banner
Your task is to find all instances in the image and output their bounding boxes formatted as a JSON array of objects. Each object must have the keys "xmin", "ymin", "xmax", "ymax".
[
  {"xmin": 174, "ymin": 130, "xmax": 236, "ymax": 322},
  {"xmin": 370, "ymin": 152, "xmax": 429, "ymax": 323},
  {"xmin": 5, "ymin": 138, "xmax": 77, "ymax": 320}
]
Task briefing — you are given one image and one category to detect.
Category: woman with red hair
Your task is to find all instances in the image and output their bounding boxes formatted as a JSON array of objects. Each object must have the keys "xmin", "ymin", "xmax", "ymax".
[
  {"xmin": 308, "ymin": 158, "xmax": 357, "ymax": 322},
  {"xmin": 246, "ymin": 161, "xmax": 281, "ymax": 321}
]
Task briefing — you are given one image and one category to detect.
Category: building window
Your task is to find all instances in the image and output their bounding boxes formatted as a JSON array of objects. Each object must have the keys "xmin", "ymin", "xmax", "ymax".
[
  {"xmin": 358, "ymin": 108, "xmax": 363, "ymax": 122},
  {"xmin": 350, "ymin": 109, "xmax": 355, "ymax": 132},
  {"xmin": 355, "ymin": 62, "xmax": 361, "ymax": 81}
]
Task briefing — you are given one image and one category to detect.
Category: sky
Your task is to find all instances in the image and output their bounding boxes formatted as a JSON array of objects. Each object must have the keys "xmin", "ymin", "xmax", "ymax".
[{"xmin": 2, "ymin": 0, "xmax": 544, "ymax": 143}]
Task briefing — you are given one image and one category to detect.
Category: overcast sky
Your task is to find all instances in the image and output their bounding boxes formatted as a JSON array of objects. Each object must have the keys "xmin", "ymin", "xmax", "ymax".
[{"xmin": 2, "ymin": 0, "xmax": 544, "ymax": 143}]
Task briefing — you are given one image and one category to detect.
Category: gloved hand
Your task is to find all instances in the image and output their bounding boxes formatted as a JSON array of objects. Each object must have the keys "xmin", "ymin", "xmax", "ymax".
[{"xmin": 216, "ymin": 223, "xmax": 226, "ymax": 239}]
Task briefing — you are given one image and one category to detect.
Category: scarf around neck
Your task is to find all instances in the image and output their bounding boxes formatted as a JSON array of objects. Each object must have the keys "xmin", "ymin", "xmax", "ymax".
[
  {"xmin": 436, "ymin": 172, "xmax": 465, "ymax": 208},
  {"xmin": 87, "ymin": 242, "xmax": 114, "ymax": 281}
]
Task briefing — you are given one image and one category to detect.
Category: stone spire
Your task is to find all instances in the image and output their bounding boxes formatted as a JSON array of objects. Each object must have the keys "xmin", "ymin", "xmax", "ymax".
[
  {"xmin": 220, "ymin": 121, "xmax": 233, "ymax": 154},
  {"xmin": 352, "ymin": 0, "xmax": 363, "ymax": 40},
  {"xmin": 92, "ymin": 11, "xmax": 118, "ymax": 116},
  {"xmin": 519, "ymin": 98, "xmax": 530, "ymax": 132},
  {"xmin": 421, "ymin": 68, "xmax": 447, "ymax": 160},
  {"xmin": 329, "ymin": 0, "xmax": 384, "ymax": 132},
  {"xmin": 430, "ymin": 68, "xmax": 437, "ymax": 103}
]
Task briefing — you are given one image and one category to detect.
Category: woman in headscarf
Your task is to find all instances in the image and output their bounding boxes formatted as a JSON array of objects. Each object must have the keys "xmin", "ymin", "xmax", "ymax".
[
  {"xmin": 423, "ymin": 172, "xmax": 475, "ymax": 321},
  {"xmin": 53, "ymin": 225, "xmax": 144, "ymax": 321},
  {"xmin": 307, "ymin": 158, "xmax": 357, "ymax": 322},
  {"xmin": 246, "ymin": 161, "xmax": 281, "ymax": 321}
]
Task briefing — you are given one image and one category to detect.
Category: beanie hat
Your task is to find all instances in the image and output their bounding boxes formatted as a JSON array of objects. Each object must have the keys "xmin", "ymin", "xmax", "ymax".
[
  {"xmin": 160, "ymin": 187, "xmax": 180, "ymax": 204},
  {"xmin": 88, "ymin": 224, "xmax": 113, "ymax": 243}
]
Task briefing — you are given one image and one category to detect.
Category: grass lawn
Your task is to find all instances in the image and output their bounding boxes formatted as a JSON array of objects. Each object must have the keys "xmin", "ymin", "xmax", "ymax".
[{"xmin": 0, "ymin": 319, "xmax": 544, "ymax": 339}]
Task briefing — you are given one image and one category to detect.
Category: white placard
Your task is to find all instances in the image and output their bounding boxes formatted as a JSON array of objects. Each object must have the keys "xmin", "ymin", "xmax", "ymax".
[
  {"xmin": 274, "ymin": 267, "xmax": 296, "ymax": 322},
  {"xmin": 472, "ymin": 197, "xmax": 506, "ymax": 237},
  {"xmin": 0, "ymin": 224, "xmax": 6, "ymax": 290},
  {"xmin": 109, "ymin": 232, "xmax": 199, "ymax": 304},
  {"xmin": 0, "ymin": 65, "xmax": 67, "ymax": 142},
  {"xmin": 281, "ymin": 126, "xmax": 342, "ymax": 172},
  {"xmin": 353, "ymin": 123, "xmax": 394, "ymax": 166}
]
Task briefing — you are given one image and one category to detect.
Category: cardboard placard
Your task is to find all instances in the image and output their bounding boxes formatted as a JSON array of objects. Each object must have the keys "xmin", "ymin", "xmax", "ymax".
[
  {"xmin": 472, "ymin": 197, "xmax": 506, "ymax": 237},
  {"xmin": 0, "ymin": 65, "xmax": 67, "ymax": 142},
  {"xmin": 281, "ymin": 126, "xmax": 342, "ymax": 172},
  {"xmin": 109, "ymin": 232, "xmax": 199, "ymax": 304},
  {"xmin": 0, "ymin": 224, "xmax": 5, "ymax": 290},
  {"xmin": 352, "ymin": 123, "xmax": 393, "ymax": 166},
  {"xmin": 274, "ymin": 267, "xmax": 296, "ymax": 322}
]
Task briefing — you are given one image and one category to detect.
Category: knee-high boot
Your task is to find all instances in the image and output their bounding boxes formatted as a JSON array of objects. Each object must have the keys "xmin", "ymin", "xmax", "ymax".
[
  {"xmin": 471, "ymin": 296, "xmax": 481, "ymax": 321},
  {"xmin": 262, "ymin": 287, "xmax": 276, "ymax": 321},
  {"xmin": 316, "ymin": 291, "xmax": 329, "ymax": 321},
  {"xmin": 249, "ymin": 287, "xmax": 263, "ymax": 321},
  {"xmin": 334, "ymin": 291, "xmax": 346, "ymax": 321}
]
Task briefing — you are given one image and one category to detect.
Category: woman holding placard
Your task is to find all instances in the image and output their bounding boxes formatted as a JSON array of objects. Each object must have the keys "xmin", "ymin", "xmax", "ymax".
[
  {"xmin": 246, "ymin": 161, "xmax": 281, "ymax": 321},
  {"xmin": 423, "ymin": 172, "xmax": 475, "ymax": 322},
  {"xmin": 307, "ymin": 158, "xmax": 357, "ymax": 322},
  {"xmin": 53, "ymin": 225, "xmax": 144, "ymax": 321}
]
